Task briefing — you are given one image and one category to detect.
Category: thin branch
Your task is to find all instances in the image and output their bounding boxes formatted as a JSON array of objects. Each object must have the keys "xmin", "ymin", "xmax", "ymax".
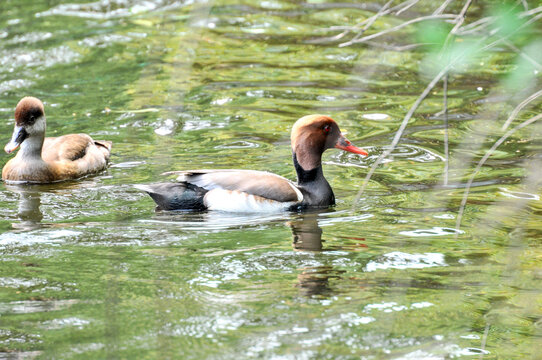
[
  {"xmin": 443, "ymin": 74, "xmax": 449, "ymax": 186},
  {"xmin": 455, "ymin": 113, "xmax": 542, "ymax": 231},
  {"xmin": 388, "ymin": 0, "xmax": 420, "ymax": 13},
  {"xmin": 479, "ymin": 323, "xmax": 490, "ymax": 360},
  {"xmin": 395, "ymin": 0, "xmax": 419, "ymax": 15},
  {"xmin": 437, "ymin": 0, "xmax": 474, "ymax": 58},
  {"xmin": 321, "ymin": 0, "xmax": 418, "ymax": 43},
  {"xmin": 352, "ymin": 0, "xmax": 481, "ymax": 207},
  {"xmin": 478, "ymin": 12, "xmax": 542, "ymax": 53},
  {"xmin": 450, "ymin": 0, "xmax": 473, "ymax": 35},
  {"xmin": 520, "ymin": 5, "xmax": 542, "ymax": 17},
  {"xmin": 455, "ymin": 16, "xmax": 494, "ymax": 35},
  {"xmin": 502, "ymin": 89, "xmax": 542, "ymax": 130},
  {"xmin": 503, "ymin": 39, "xmax": 542, "ymax": 71},
  {"xmin": 342, "ymin": 14, "xmax": 457, "ymax": 45},
  {"xmin": 457, "ymin": 5, "xmax": 542, "ymax": 36},
  {"xmin": 433, "ymin": 0, "xmax": 455, "ymax": 15},
  {"xmin": 339, "ymin": 0, "xmax": 393, "ymax": 48},
  {"xmin": 438, "ymin": 0, "xmax": 472, "ymax": 186},
  {"xmin": 352, "ymin": 64, "xmax": 452, "ymax": 208},
  {"xmin": 365, "ymin": 41, "xmax": 429, "ymax": 51}
]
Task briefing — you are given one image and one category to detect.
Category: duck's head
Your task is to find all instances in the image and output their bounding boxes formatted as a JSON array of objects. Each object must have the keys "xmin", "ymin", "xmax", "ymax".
[
  {"xmin": 5, "ymin": 97, "xmax": 46, "ymax": 154},
  {"xmin": 291, "ymin": 114, "xmax": 367, "ymax": 170}
]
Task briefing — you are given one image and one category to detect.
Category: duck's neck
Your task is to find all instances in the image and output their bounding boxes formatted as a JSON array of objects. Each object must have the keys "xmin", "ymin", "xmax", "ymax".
[
  {"xmin": 293, "ymin": 152, "xmax": 322, "ymax": 184},
  {"xmin": 18, "ymin": 135, "xmax": 44, "ymax": 161},
  {"xmin": 293, "ymin": 152, "xmax": 334, "ymax": 206}
]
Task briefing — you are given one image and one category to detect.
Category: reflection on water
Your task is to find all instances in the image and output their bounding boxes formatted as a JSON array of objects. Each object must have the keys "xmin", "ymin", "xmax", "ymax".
[
  {"xmin": 289, "ymin": 212, "xmax": 349, "ymax": 298},
  {"xmin": 295, "ymin": 266, "xmax": 336, "ymax": 298},
  {"xmin": 0, "ymin": 0, "xmax": 541, "ymax": 358},
  {"xmin": 4, "ymin": 181, "xmax": 102, "ymax": 231},
  {"xmin": 290, "ymin": 212, "xmax": 323, "ymax": 252},
  {"xmin": 140, "ymin": 209, "xmax": 290, "ymax": 231},
  {"xmin": 290, "ymin": 213, "xmax": 329, "ymax": 297},
  {"xmin": 5, "ymin": 185, "xmax": 43, "ymax": 231}
]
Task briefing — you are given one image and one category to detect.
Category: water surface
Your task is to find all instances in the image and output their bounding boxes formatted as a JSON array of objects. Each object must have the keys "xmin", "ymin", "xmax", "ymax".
[{"xmin": 1, "ymin": 0, "xmax": 541, "ymax": 359}]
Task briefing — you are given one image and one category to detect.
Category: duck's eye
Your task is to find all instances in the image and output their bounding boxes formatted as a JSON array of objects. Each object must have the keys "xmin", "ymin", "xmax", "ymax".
[{"xmin": 323, "ymin": 124, "xmax": 331, "ymax": 133}]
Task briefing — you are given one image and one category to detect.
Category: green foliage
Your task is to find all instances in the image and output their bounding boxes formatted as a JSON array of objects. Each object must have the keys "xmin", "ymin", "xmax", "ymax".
[
  {"xmin": 416, "ymin": 20, "xmax": 452, "ymax": 51},
  {"xmin": 502, "ymin": 40, "xmax": 542, "ymax": 91},
  {"xmin": 489, "ymin": 1, "xmax": 525, "ymax": 38},
  {"xmin": 416, "ymin": 0, "xmax": 540, "ymax": 93}
]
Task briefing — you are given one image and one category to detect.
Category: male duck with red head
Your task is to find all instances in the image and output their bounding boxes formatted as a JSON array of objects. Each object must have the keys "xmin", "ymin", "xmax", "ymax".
[
  {"xmin": 2, "ymin": 97, "xmax": 112, "ymax": 183},
  {"xmin": 136, "ymin": 114, "xmax": 367, "ymax": 212}
]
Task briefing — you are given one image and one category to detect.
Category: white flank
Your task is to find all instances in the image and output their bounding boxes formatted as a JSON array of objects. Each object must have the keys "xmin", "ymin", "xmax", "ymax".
[{"xmin": 204, "ymin": 189, "xmax": 296, "ymax": 213}]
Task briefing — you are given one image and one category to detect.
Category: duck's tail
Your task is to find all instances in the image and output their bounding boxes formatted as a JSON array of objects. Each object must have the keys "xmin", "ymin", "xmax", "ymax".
[
  {"xmin": 94, "ymin": 140, "xmax": 112, "ymax": 160},
  {"xmin": 134, "ymin": 182, "xmax": 207, "ymax": 211}
]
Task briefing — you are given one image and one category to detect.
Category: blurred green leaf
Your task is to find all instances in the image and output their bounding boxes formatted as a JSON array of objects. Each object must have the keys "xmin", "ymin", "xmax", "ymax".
[
  {"xmin": 503, "ymin": 40, "xmax": 542, "ymax": 91},
  {"xmin": 420, "ymin": 38, "xmax": 480, "ymax": 79},
  {"xmin": 490, "ymin": 1, "xmax": 526, "ymax": 38},
  {"xmin": 416, "ymin": 20, "xmax": 452, "ymax": 51}
]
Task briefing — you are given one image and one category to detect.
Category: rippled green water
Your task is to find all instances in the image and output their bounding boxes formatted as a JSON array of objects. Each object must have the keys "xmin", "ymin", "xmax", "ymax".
[{"xmin": 1, "ymin": 0, "xmax": 541, "ymax": 359}]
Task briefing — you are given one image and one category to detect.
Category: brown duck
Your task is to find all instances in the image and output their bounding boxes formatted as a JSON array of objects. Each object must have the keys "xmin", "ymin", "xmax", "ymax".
[{"xmin": 2, "ymin": 97, "xmax": 112, "ymax": 183}]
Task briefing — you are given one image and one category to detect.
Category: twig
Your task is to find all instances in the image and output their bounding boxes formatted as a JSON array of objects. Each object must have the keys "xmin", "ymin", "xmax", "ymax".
[
  {"xmin": 352, "ymin": 64, "xmax": 452, "ymax": 208},
  {"xmin": 321, "ymin": 0, "xmax": 418, "ymax": 43},
  {"xmin": 443, "ymin": 74, "xmax": 449, "ymax": 186},
  {"xmin": 520, "ymin": 0, "xmax": 528, "ymax": 12},
  {"xmin": 478, "ymin": 12, "xmax": 542, "ymax": 53},
  {"xmin": 439, "ymin": 0, "xmax": 472, "ymax": 186},
  {"xmin": 388, "ymin": 0, "xmax": 420, "ymax": 14},
  {"xmin": 365, "ymin": 41, "xmax": 429, "ymax": 51},
  {"xmin": 479, "ymin": 323, "xmax": 490, "ymax": 360},
  {"xmin": 343, "ymin": 14, "xmax": 457, "ymax": 45},
  {"xmin": 455, "ymin": 16, "xmax": 494, "ymax": 35},
  {"xmin": 339, "ymin": 0, "xmax": 393, "ymax": 48},
  {"xmin": 433, "ymin": 0, "xmax": 455, "ymax": 15},
  {"xmin": 502, "ymin": 89, "xmax": 542, "ymax": 130},
  {"xmin": 438, "ymin": 0, "xmax": 474, "ymax": 58},
  {"xmin": 503, "ymin": 39, "xmax": 542, "ymax": 71},
  {"xmin": 395, "ymin": 0, "xmax": 419, "ymax": 15},
  {"xmin": 455, "ymin": 113, "xmax": 542, "ymax": 231},
  {"xmin": 450, "ymin": 0, "xmax": 473, "ymax": 35},
  {"xmin": 520, "ymin": 5, "xmax": 542, "ymax": 17},
  {"xmin": 352, "ymin": 0, "xmax": 480, "ymax": 206},
  {"xmin": 457, "ymin": 5, "xmax": 541, "ymax": 36}
]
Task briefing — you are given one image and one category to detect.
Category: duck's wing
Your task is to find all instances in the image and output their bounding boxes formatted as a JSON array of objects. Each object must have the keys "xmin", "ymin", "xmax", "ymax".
[
  {"xmin": 42, "ymin": 134, "xmax": 90, "ymax": 162},
  {"xmin": 163, "ymin": 169, "xmax": 303, "ymax": 203},
  {"xmin": 42, "ymin": 134, "xmax": 111, "ymax": 177}
]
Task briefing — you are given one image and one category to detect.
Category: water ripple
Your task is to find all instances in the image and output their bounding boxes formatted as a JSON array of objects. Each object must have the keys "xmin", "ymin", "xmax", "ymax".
[
  {"xmin": 0, "ymin": 46, "xmax": 80, "ymax": 70},
  {"xmin": 365, "ymin": 252, "xmax": 447, "ymax": 272},
  {"xmin": 399, "ymin": 227, "xmax": 464, "ymax": 237},
  {"xmin": 38, "ymin": 0, "xmax": 180, "ymax": 19},
  {"xmin": 0, "ymin": 299, "xmax": 80, "ymax": 315},
  {"xmin": 6, "ymin": 32, "xmax": 53, "ymax": 44}
]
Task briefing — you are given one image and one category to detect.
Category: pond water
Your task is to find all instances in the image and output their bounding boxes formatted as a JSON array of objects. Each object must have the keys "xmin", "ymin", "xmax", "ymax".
[{"xmin": 1, "ymin": 0, "xmax": 541, "ymax": 359}]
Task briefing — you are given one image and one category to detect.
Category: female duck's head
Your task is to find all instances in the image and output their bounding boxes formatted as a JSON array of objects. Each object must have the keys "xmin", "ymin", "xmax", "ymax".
[{"xmin": 5, "ymin": 97, "xmax": 46, "ymax": 154}]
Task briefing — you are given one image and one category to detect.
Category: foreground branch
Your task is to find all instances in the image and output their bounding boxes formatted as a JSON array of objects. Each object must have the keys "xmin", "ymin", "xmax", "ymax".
[
  {"xmin": 352, "ymin": 64, "xmax": 451, "ymax": 209},
  {"xmin": 455, "ymin": 113, "xmax": 542, "ymax": 231},
  {"xmin": 502, "ymin": 89, "xmax": 542, "ymax": 130}
]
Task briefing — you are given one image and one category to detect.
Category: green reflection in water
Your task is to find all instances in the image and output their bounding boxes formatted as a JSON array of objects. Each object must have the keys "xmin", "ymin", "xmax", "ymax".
[{"xmin": 0, "ymin": 0, "xmax": 541, "ymax": 359}]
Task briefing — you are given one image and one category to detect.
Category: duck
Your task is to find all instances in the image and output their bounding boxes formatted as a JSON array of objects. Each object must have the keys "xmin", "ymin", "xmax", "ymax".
[
  {"xmin": 2, "ymin": 97, "xmax": 112, "ymax": 183},
  {"xmin": 135, "ymin": 114, "xmax": 367, "ymax": 212}
]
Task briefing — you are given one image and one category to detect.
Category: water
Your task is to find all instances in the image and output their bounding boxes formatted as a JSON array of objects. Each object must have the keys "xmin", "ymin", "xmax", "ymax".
[{"xmin": 1, "ymin": 0, "xmax": 541, "ymax": 358}]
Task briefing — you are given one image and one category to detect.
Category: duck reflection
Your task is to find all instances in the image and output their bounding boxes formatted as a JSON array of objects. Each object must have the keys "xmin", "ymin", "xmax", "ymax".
[
  {"xmin": 290, "ymin": 212, "xmax": 323, "ymax": 251},
  {"xmin": 288, "ymin": 211, "xmax": 347, "ymax": 297},
  {"xmin": 5, "ymin": 181, "xmax": 91, "ymax": 231},
  {"xmin": 5, "ymin": 184, "xmax": 45, "ymax": 230}
]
